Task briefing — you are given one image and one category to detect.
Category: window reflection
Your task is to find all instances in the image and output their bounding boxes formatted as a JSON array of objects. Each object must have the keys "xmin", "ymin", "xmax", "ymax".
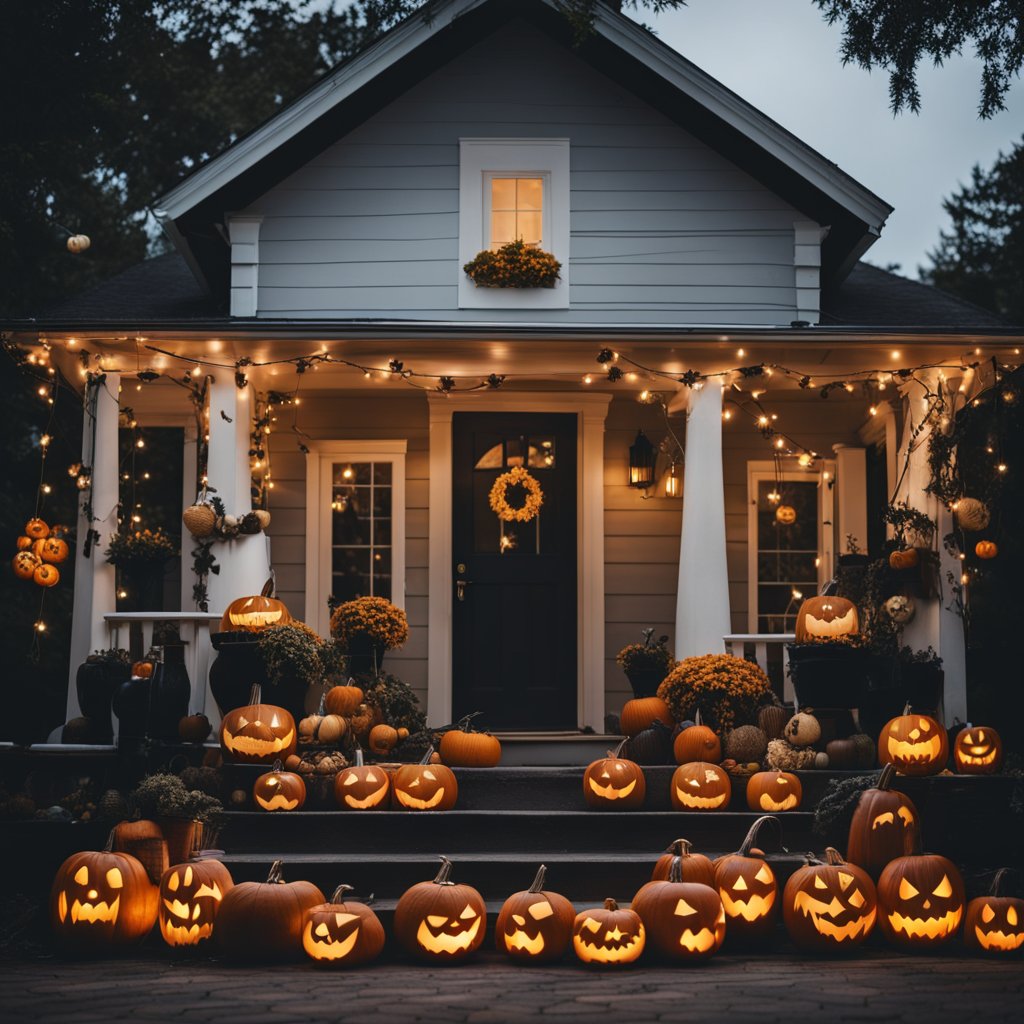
[{"xmin": 331, "ymin": 461, "xmax": 392, "ymax": 602}]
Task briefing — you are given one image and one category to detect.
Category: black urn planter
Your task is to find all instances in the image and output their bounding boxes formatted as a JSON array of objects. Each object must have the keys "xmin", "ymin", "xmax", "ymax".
[
  {"xmin": 76, "ymin": 656, "xmax": 131, "ymax": 742},
  {"xmin": 112, "ymin": 674, "xmax": 151, "ymax": 744},
  {"xmin": 900, "ymin": 662, "xmax": 944, "ymax": 715},
  {"xmin": 786, "ymin": 644, "xmax": 869, "ymax": 708},
  {"xmin": 623, "ymin": 668, "xmax": 667, "ymax": 699},
  {"xmin": 856, "ymin": 654, "xmax": 903, "ymax": 736},
  {"xmin": 147, "ymin": 645, "xmax": 191, "ymax": 742},
  {"xmin": 208, "ymin": 632, "xmax": 307, "ymax": 723}
]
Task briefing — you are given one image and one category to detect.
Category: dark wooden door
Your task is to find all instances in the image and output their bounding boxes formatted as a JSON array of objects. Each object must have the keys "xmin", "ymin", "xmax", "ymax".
[{"xmin": 452, "ymin": 413, "xmax": 577, "ymax": 730}]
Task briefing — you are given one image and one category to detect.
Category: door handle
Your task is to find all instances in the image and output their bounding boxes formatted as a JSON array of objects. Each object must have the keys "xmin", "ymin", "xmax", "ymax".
[{"xmin": 456, "ymin": 579, "xmax": 474, "ymax": 602}]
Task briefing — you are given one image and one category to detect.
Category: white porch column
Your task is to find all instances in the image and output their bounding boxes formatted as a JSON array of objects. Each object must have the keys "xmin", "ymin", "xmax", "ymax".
[
  {"xmin": 832, "ymin": 444, "xmax": 868, "ymax": 554},
  {"xmin": 675, "ymin": 380, "xmax": 731, "ymax": 658},
  {"xmin": 896, "ymin": 371, "xmax": 967, "ymax": 723},
  {"xmin": 66, "ymin": 373, "xmax": 121, "ymax": 722},
  {"xmin": 205, "ymin": 374, "xmax": 272, "ymax": 614}
]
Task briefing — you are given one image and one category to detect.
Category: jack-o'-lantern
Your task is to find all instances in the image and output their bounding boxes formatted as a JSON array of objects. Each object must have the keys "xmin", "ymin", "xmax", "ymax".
[
  {"xmin": 846, "ymin": 764, "xmax": 921, "ymax": 879},
  {"xmin": 253, "ymin": 761, "xmax": 307, "ymax": 811},
  {"xmin": 393, "ymin": 856, "xmax": 486, "ymax": 962},
  {"xmin": 36, "ymin": 535, "xmax": 69, "ymax": 563},
  {"xmin": 324, "ymin": 684, "xmax": 363, "ymax": 716},
  {"xmin": 877, "ymin": 853, "xmax": 964, "ymax": 948},
  {"xmin": 572, "ymin": 898, "xmax": 646, "ymax": 965},
  {"xmin": 783, "ymin": 848, "xmax": 877, "ymax": 951},
  {"xmin": 34, "ymin": 562, "xmax": 60, "ymax": 587},
  {"xmin": 794, "ymin": 596, "xmax": 859, "ymax": 643},
  {"xmin": 633, "ymin": 855, "xmax": 726, "ymax": 962},
  {"xmin": 953, "ymin": 726, "xmax": 1003, "ymax": 774},
  {"xmin": 673, "ymin": 714, "xmax": 721, "ymax": 764},
  {"xmin": 583, "ymin": 741, "xmax": 646, "ymax": 809},
  {"xmin": 775, "ymin": 504, "xmax": 797, "ymax": 525},
  {"xmin": 495, "ymin": 865, "xmax": 576, "ymax": 962},
  {"xmin": 25, "ymin": 517, "xmax": 49, "ymax": 540},
  {"xmin": 392, "ymin": 748, "xmax": 458, "ymax": 810},
  {"xmin": 878, "ymin": 704, "xmax": 948, "ymax": 776},
  {"xmin": 884, "ymin": 594, "xmax": 916, "ymax": 625},
  {"xmin": 651, "ymin": 838, "xmax": 717, "ymax": 887},
  {"xmin": 219, "ymin": 684, "xmax": 297, "ymax": 764},
  {"xmin": 220, "ymin": 580, "xmax": 291, "ymax": 632},
  {"xmin": 12, "ymin": 550, "xmax": 41, "ymax": 580},
  {"xmin": 671, "ymin": 761, "xmax": 732, "ymax": 811},
  {"xmin": 302, "ymin": 884, "xmax": 385, "ymax": 965},
  {"xmin": 50, "ymin": 835, "xmax": 159, "ymax": 949},
  {"xmin": 714, "ymin": 815, "xmax": 782, "ymax": 943},
  {"xmin": 158, "ymin": 860, "xmax": 234, "ymax": 947},
  {"xmin": 888, "ymin": 547, "xmax": 919, "ymax": 570},
  {"xmin": 747, "ymin": 771, "xmax": 802, "ymax": 812},
  {"xmin": 335, "ymin": 748, "xmax": 392, "ymax": 810},
  {"xmin": 215, "ymin": 860, "xmax": 324, "ymax": 961},
  {"xmin": 963, "ymin": 869, "xmax": 1024, "ymax": 955},
  {"xmin": 619, "ymin": 696, "xmax": 673, "ymax": 737},
  {"xmin": 975, "ymin": 540, "xmax": 998, "ymax": 559},
  {"xmin": 439, "ymin": 713, "xmax": 502, "ymax": 767}
]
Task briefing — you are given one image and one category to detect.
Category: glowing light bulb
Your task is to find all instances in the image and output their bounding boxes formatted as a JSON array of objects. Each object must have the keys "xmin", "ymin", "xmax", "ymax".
[
  {"xmin": 582, "ymin": 374, "xmax": 593, "ymax": 385},
  {"xmin": 869, "ymin": 405, "xmax": 878, "ymax": 416}
]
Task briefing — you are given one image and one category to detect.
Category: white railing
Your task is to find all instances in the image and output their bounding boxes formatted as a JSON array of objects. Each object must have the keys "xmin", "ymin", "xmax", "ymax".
[
  {"xmin": 724, "ymin": 633, "xmax": 796, "ymax": 705},
  {"xmin": 104, "ymin": 612, "xmax": 222, "ymax": 723}
]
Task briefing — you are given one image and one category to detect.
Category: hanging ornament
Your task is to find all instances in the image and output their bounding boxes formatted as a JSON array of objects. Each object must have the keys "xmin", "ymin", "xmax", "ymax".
[
  {"xmin": 183, "ymin": 501, "xmax": 216, "ymax": 538},
  {"xmin": 955, "ymin": 498, "xmax": 990, "ymax": 532},
  {"xmin": 775, "ymin": 505, "xmax": 797, "ymax": 525},
  {"xmin": 975, "ymin": 540, "xmax": 998, "ymax": 560},
  {"xmin": 66, "ymin": 234, "xmax": 91, "ymax": 254}
]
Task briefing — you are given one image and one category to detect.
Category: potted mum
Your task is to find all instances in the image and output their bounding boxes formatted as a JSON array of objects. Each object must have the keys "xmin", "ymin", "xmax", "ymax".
[
  {"xmin": 657, "ymin": 654, "xmax": 773, "ymax": 733},
  {"xmin": 105, "ymin": 527, "xmax": 177, "ymax": 611},
  {"xmin": 616, "ymin": 628, "xmax": 675, "ymax": 698},
  {"xmin": 330, "ymin": 596, "xmax": 409, "ymax": 680},
  {"xmin": 463, "ymin": 239, "xmax": 561, "ymax": 289}
]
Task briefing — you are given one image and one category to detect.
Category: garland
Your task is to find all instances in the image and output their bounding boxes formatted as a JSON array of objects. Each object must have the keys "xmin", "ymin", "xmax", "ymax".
[{"xmin": 488, "ymin": 467, "xmax": 544, "ymax": 523}]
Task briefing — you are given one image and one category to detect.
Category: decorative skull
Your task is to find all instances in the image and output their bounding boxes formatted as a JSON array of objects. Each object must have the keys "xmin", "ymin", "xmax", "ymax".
[{"xmin": 883, "ymin": 594, "xmax": 916, "ymax": 625}]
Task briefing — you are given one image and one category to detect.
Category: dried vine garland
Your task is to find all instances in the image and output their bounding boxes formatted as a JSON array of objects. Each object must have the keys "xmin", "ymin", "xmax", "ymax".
[{"xmin": 488, "ymin": 467, "xmax": 544, "ymax": 523}]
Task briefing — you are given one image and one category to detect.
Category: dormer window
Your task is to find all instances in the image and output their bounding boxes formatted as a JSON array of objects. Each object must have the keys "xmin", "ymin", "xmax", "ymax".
[{"xmin": 488, "ymin": 176, "xmax": 545, "ymax": 249}]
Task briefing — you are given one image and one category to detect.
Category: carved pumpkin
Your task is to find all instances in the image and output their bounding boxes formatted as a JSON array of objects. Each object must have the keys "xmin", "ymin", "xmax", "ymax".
[
  {"xmin": 877, "ymin": 853, "xmax": 964, "ymax": 948},
  {"xmin": 953, "ymin": 726, "xmax": 1004, "ymax": 774},
  {"xmin": 393, "ymin": 856, "xmax": 486, "ymax": 962},
  {"xmin": 12, "ymin": 550, "xmax": 41, "ymax": 580},
  {"xmin": 714, "ymin": 815, "xmax": 782, "ymax": 944},
  {"xmin": 794, "ymin": 596, "xmax": 859, "ymax": 643},
  {"xmin": 975, "ymin": 540, "xmax": 998, "ymax": 559},
  {"xmin": 38, "ymin": 535, "xmax": 69, "ymax": 563},
  {"xmin": 324, "ymin": 684, "xmax": 364, "ymax": 716},
  {"xmin": 439, "ymin": 713, "xmax": 502, "ymax": 767},
  {"xmin": 747, "ymin": 770, "xmax": 802, "ymax": 812},
  {"xmin": 619, "ymin": 696, "xmax": 673, "ymax": 737},
  {"xmin": 963, "ymin": 869, "xmax": 1024, "ymax": 955},
  {"xmin": 220, "ymin": 580, "xmax": 291, "ymax": 632},
  {"xmin": 301, "ymin": 884, "xmax": 385, "ymax": 966},
  {"xmin": 583, "ymin": 741, "xmax": 646, "ymax": 809},
  {"xmin": 158, "ymin": 860, "xmax": 234, "ymax": 947},
  {"xmin": 25, "ymin": 517, "xmax": 50, "ymax": 540},
  {"xmin": 495, "ymin": 864, "xmax": 576, "ymax": 963},
  {"xmin": 673, "ymin": 716, "xmax": 721, "ymax": 764},
  {"xmin": 846, "ymin": 764, "xmax": 922, "ymax": 879},
  {"xmin": 335, "ymin": 748, "xmax": 392, "ymax": 810},
  {"xmin": 50, "ymin": 836, "xmax": 159, "ymax": 949},
  {"xmin": 633, "ymin": 855, "xmax": 726, "ymax": 961},
  {"xmin": 670, "ymin": 761, "xmax": 732, "ymax": 811},
  {"xmin": 783, "ymin": 848, "xmax": 877, "ymax": 951},
  {"xmin": 888, "ymin": 547, "xmax": 919, "ymax": 570},
  {"xmin": 393, "ymin": 748, "xmax": 458, "ymax": 810},
  {"xmin": 572, "ymin": 898, "xmax": 645, "ymax": 965},
  {"xmin": 215, "ymin": 860, "xmax": 324, "ymax": 961},
  {"xmin": 33, "ymin": 562, "xmax": 60, "ymax": 587},
  {"xmin": 775, "ymin": 504, "xmax": 797, "ymax": 525},
  {"xmin": 878, "ymin": 704, "xmax": 948, "ymax": 776},
  {"xmin": 220, "ymin": 684, "xmax": 297, "ymax": 764},
  {"xmin": 253, "ymin": 761, "xmax": 307, "ymax": 811},
  {"xmin": 650, "ymin": 838, "xmax": 716, "ymax": 888}
]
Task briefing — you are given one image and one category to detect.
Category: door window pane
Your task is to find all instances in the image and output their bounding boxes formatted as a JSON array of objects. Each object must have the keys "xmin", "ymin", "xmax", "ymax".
[{"xmin": 331, "ymin": 460, "xmax": 392, "ymax": 601}]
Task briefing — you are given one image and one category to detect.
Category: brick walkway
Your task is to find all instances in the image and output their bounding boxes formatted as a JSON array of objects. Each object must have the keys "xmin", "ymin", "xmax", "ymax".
[{"xmin": 1, "ymin": 949, "xmax": 1021, "ymax": 1023}]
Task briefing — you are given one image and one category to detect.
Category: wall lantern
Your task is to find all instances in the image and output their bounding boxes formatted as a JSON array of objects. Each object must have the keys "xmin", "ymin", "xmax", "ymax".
[
  {"xmin": 628, "ymin": 430, "xmax": 656, "ymax": 489},
  {"xmin": 663, "ymin": 458, "xmax": 682, "ymax": 498}
]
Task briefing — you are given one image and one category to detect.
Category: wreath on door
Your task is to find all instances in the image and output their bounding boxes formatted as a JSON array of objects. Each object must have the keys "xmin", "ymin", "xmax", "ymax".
[{"xmin": 488, "ymin": 466, "xmax": 544, "ymax": 523}]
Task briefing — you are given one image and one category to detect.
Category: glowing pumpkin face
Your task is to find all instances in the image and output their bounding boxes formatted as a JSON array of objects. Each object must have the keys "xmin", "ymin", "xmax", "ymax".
[
  {"xmin": 572, "ymin": 898, "xmax": 646, "ymax": 965},
  {"xmin": 301, "ymin": 886, "xmax": 385, "ymax": 965},
  {"xmin": 50, "ymin": 847, "xmax": 159, "ymax": 948},
  {"xmin": 253, "ymin": 765, "xmax": 306, "ymax": 811},
  {"xmin": 12, "ymin": 551, "xmax": 40, "ymax": 580},
  {"xmin": 335, "ymin": 756, "xmax": 391, "ymax": 810},
  {"xmin": 25, "ymin": 517, "xmax": 49, "ymax": 540},
  {"xmin": 38, "ymin": 535, "xmax": 69, "ymax": 563},
  {"xmin": 583, "ymin": 748, "xmax": 646, "ymax": 809},
  {"xmin": 393, "ymin": 857, "xmax": 486, "ymax": 961},
  {"xmin": 33, "ymin": 562, "xmax": 60, "ymax": 587},
  {"xmin": 671, "ymin": 762, "xmax": 732, "ymax": 811},
  {"xmin": 953, "ymin": 727, "xmax": 1003, "ymax": 774},
  {"xmin": 878, "ymin": 709, "xmax": 948, "ymax": 776},
  {"xmin": 220, "ymin": 685, "xmax": 296, "ymax": 764},
  {"xmin": 775, "ymin": 504, "xmax": 797, "ymax": 525},
  {"xmin": 158, "ymin": 860, "xmax": 234, "ymax": 947},
  {"xmin": 794, "ymin": 596, "xmax": 859, "ymax": 643},
  {"xmin": 495, "ymin": 865, "xmax": 576, "ymax": 962},
  {"xmin": 783, "ymin": 849, "xmax": 877, "ymax": 951},
  {"xmin": 877, "ymin": 854, "xmax": 964, "ymax": 947},
  {"xmin": 392, "ymin": 762, "xmax": 458, "ymax": 811},
  {"xmin": 846, "ymin": 765, "xmax": 921, "ymax": 879},
  {"xmin": 220, "ymin": 593, "xmax": 291, "ymax": 632},
  {"xmin": 746, "ymin": 771, "xmax": 802, "ymax": 812},
  {"xmin": 964, "ymin": 887, "xmax": 1024, "ymax": 955},
  {"xmin": 714, "ymin": 816, "xmax": 781, "ymax": 943}
]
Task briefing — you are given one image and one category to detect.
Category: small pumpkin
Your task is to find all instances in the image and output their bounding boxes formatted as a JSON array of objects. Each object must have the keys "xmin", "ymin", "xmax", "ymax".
[
  {"xmin": 714, "ymin": 815, "xmax": 782, "ymax": 944},
  {"xmin": 368, "ymin": 723, "xmax": 400, "ymax": 756},
  {"xmin": 253, "ymin": 760, "xmax": 307, "ymax": 811},
  {"xmin": 16, "ymin": 535, "xmax": 32, "ymax": 551},
  {"xmin": 845, "ymin": 764, "xmax": 922, "ymax": 879},
  {"xmin": 439, "ymin": 712, "xmax": 502, "ymax": 767},
  {"xmin": 877, "ymin": 703, "xmax": 947, "ymax": 776},
  {"xmin": 888, "ymin": 547, "xmax": 919, "ymax": 570},
  {"xmin": 673, "ymin": 712, "xmax": 721, "ymax": 764},
  {"xmin": 392, "ymin": 748, "xmax": 458, "ymax": 810},
  {"xmin": 746, "ymin": 770, "xmax": 802, "ymax": 812},
  {"xmin": 335, "ymin": 748, "xmax": 392, "ymax": 810},
  {"xmin": 583, "ymin": 740, "xmax": 646, "ymax": 809},
  {"xmin": 393, "ymin": 856, "xmax": 486, "ymax": 962},
  {"xmin": 220, "ymin": 579, "xmax": 291, "ymax": 632},
  {"xmin": 67, "ymin": 233, "xmax": 91, "ymax": 253},
  {"xmin": 963, "ymin": 869, "xmax": 1024, "ymax": 955},
  {"xmin": 38, "ymin": 535, "xmax": 69, "ymax": 563},
  {"xmin": 975, "ymin": 539, "xmax": 998, "ymax": 559},
  {"xmin": 876, "ymin": 853, "xmax": 964, "ymax": 948},
  {"xmin": 650, "ymin": 838, "xmax": 716, "ymax": 888},
  {"xmin": 132, "ymin": 660, "xmax": 154, "ymax": 679},
  {"xmin": 757, "ymin": 704, "xmax": 788, "ymax": 740},
  {"xmin": 33, "ymin": 562, "xmax": 60, "ymax": 587},
  {"xmin": 324, "ymin": 684, "xmax": 364, "ymax": 716},
  {"xmin": 784, "ymin": 712, "xmax": 821, "ymax": 748},
  {"xmin": 219, "ymin": 683, "xmax": 297, "ymax": 764},
  {"xmin": 495, "ymin": 865, "xmax": 576, "ymax": 962},
  {"xmin": 794, "ymin": 595, "xmax": 859, "ymax": 643},
  {"xmin": 671, "ymin": 761, "xmax": 732, "ymax": 811},
  {"xmin": 25, "ymin": 517, "xmax": 50, "ymax": 540},
  {"xmin": 302, "ymin": 884, "xmax": 385, "ymax": 966},
  {"xmin": 158, "ymin": 859, "xmax": 234, "ymax": 947},
  {"xmin": 953, "ymin": 725, "xmax": 1003, "ymax": 774},
  {"xmin": 572, "ymin": 898, "xmax": 645, "ymax": 965},
  {"xmin": 619, "ymin": 695, "xmax": 673, "ymax": 737},
  {"xmin": 12, "ymin": 551, "xmax": 41, "ymax": 580},
  {"xmin": 178, "ymin": 714, "xmax": 212, "ymax": 743},
  {"xmin": 299, "ymin": 712, "xmax": 348, "ymax": 746}
]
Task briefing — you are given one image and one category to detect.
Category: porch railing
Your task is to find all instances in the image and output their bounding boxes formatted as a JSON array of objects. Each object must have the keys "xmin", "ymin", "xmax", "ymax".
[{"xmin": 723, "ymin": 633, "xmax": 796, "ymax": 705}]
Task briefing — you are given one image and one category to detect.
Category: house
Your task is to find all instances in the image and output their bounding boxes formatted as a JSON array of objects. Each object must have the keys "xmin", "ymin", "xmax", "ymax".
[{"xmin": 11, "ymin": 0, "xmax": 1020, "ymax": 738}]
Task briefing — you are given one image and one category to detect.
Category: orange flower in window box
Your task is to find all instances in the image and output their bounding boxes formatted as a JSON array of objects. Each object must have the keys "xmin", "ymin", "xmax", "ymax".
[{"xmin": 463, "ymin": 239, "xmax": 561, "ymax": 289}]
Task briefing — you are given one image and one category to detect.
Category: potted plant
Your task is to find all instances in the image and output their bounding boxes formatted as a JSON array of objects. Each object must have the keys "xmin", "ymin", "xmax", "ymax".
[
  {"xmin": 130, "ymin": 772, "xmax": 223, "ymax": 865},
  {"xmin": 105, "ymin": 528, "xmax": 177, "ymax": 611},
  {"xmin": 616, "ymin": 628, "xmax": 675, "ymax": 697},
  {"xmin": 329, "ymin": 596, "xmax": 409, "ymax": 680},
  {"xmin": 463, "ymin": 239, "xmax": 561, "ymax": 289},
  {"xmin": 787, "ymin": 633, "xmax": 871, "ymax": 709},
  {"xmin": 657, "ymin": 653, "xmax": 773, "ymax": 733}
]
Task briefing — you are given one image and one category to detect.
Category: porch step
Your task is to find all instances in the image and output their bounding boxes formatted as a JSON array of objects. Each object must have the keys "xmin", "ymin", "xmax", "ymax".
[{"xmin": 489, "ymin": 733, "xmax": 624, "ymax": 766}]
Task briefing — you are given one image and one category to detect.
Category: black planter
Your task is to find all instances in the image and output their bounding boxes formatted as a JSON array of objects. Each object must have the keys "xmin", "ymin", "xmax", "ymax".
[
  {"xmin": 624, "ymin": 668, "xmax": 666, "ymax": 699},
  {"xmin": 346, "ymin": 642, "xmax": 386, "ymax": 682},
  {"xmin": 112, "ymin": 674, "xmax": 150, "ymax": 744},
  {"xmin": 857, "ymin": 654, "xmax": 903, "ymax": 736},
  {"xmin": 148, "ymin": 645, "xmax": 191, "ymax": 741},
  {"xmin": 900, "ymin": 662, "xmax": 944, "ymax": 715},
  {"xmin": 208, "ymin": 632, "xmax": 306, "ymax": 723},
  {"xmin": 76, "ymin": 657, "xmax": 130, "ymax": 742},
  {"xmin": 787, "ymin": 644, "xmax": 869, "ymax": 708}
]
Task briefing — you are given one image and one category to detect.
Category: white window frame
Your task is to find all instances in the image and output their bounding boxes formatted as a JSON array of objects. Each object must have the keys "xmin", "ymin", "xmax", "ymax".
[
  {"xmin": 746, "ymin": 460, "xmax": 835, "ymax": 634},
  {"xmin": 458, "ymin": 138, "xmax": 570, "ymax": 310},
  {"xmin": 304, "ymin": 440, "xmax": 407, "ymax": 638}
]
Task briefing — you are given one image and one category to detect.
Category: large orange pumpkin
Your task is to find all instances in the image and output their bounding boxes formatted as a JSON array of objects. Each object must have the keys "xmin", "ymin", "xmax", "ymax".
[
  {"xmin": 650, "ymin": 838, "xmax": 716, "ymax": 887},
  {"xmin": 963, "ymin": 869, "xmax": 1024, "ymax": 955},
  {"xmin": 670, "ymin": 761, "xmax": 732, "ymax": 811},
  {"xmin": 334, "ymin": 748, "xmax": 392, "ymax": 810},
  {"xmin": 495, "ymin": 865, "xmax": 576, "ymax": 963},
  {"xmin": 845, "ymin": 764, "xmax": 922, "ymax": 879},
  {"xmin": 953, "ymin": 726, "xmax": 1004, "ymax": 774},
  {"xmin": 620, "ymin": 696, "xmax": 673, "ymax": 737},
  {"xmin": 794, "ymin": 595, "xmax": 859, "ymax": 643},
  {"xmin": 220, "ymin": 580, "xmax": 291, "ymax": 632},
  {"xmin": 302, "ymin": 884, "xmax": 386, "ymax": 966},
  {"xmin": 219, "ymin": 684, "xmax": 297, "ymax": 764},
  {"xmin": 583, "ymin": 741, "xmax": 646, "ymax": 809},
  {"xmin": 439, "ymin": 713, "xmax": 501, "ymax": 767},
  {"xmin": 746, "ymin": 770, "xmax": 802, "ymax": 812},
  {"xmin": 158, "ymin": 860, "xmax": 234, "ymax": 947},
  {"xmin": 392, "ymin": 749, "xmax": 458, "ymax": 810},
  {"xmin": 877, "ymin": 704, "xmax": 948, "ymax": 776},
  {"xmin": 714, "ymin": 815, "xmax": 782, "ymax": 944},
  {"xmin": 876, "ymin": 853, "xmax": 964, "ymax": 948}
]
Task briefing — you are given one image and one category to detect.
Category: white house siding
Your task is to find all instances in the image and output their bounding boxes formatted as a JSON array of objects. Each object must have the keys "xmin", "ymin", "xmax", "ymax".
[{"xmin": 247, "ymin": 20, "xmax": 806, "ymax": 325}]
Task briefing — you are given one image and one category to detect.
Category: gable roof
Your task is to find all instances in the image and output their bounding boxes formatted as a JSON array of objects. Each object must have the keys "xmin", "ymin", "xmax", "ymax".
[{"xmin": 154, "ymin": 0, "xmax": 892, "ymax": 294}]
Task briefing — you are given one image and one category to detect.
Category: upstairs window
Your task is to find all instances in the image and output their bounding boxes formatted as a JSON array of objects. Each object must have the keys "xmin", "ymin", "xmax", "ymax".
[{"xmin": 488, "ymin": 176, "xmax": 544, "ymax": 248}]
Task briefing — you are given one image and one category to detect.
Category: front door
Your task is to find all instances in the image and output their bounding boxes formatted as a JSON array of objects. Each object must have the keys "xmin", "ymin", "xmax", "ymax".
[{"xmin": 452, "ymin": 413, "xmax": 577, "ymax": 730}]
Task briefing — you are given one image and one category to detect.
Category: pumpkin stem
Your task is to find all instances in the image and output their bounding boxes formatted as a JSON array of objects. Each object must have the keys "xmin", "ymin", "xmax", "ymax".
[
  {"xmin": 990, "ymin": 868, "xmax": 1013, "ymax": 897},
  {"xmin": 603, "ymin": 897, "xmax": 620, "ymax": 911},
  {"xmin": 528, "ymin": 865, "xmax": 548, "ymax": 893},
  {"xmin": 877, "ymin": 763, "xmax": 896, "ymax": 791},
  {"xmin": 248, "ymin": 683, "xmax": 262, "ymax": 705},
  {"xmin": 669, "ymin": 838, "xmax": 693, "ymax": 859},
  {"xmin": 261, "ymin": 576, "xmax": 275, "ymax": 598},
  {"xmin": 433, "ymin": 856, "xmax": 454, "ymax": 886},
  {"xmin": 355, "ymin": 746, "xmax": 365, "ymax": 768},
  {"xmin": 694, "ymin": 708, "xmax": 702, "ymax": 727},
  {"xmin": 330, "ymin": 884, "xmax": 354, "ymax": 904},
  {"xmin": 738, "ymin": 815, "xmax": 783, "ymax": 857},
  {"xmin": 668, "ymin": 856, "xmax": 683, "ymax": 884},
  {"xmin": 458, "ymin": 711, "xmax": 483, "ymax": 732},
  {"xmin": 824, "ymin": 847, "xmax": 846, "ymax": 866},
  {"xmin": 103, "ymin": 828, "xmax": 116, "ymax": 853},
  {"xmin": 902, "ymin": 701, "xmax": 912, "ymax": 716},
  {"xmin": 271, "ymin": 759, "xmax": 283, "ymax": 772},
  {"xmin": 266, "ymin": 860, "xmax": 285, "ymax": 884},
  {"xmin": 612, "ymin": 737, "xmax": 629, "ymax": 758},
  {"xmin": 419, "ymin": 745, "xmax": 436, "ymax": 766}
]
